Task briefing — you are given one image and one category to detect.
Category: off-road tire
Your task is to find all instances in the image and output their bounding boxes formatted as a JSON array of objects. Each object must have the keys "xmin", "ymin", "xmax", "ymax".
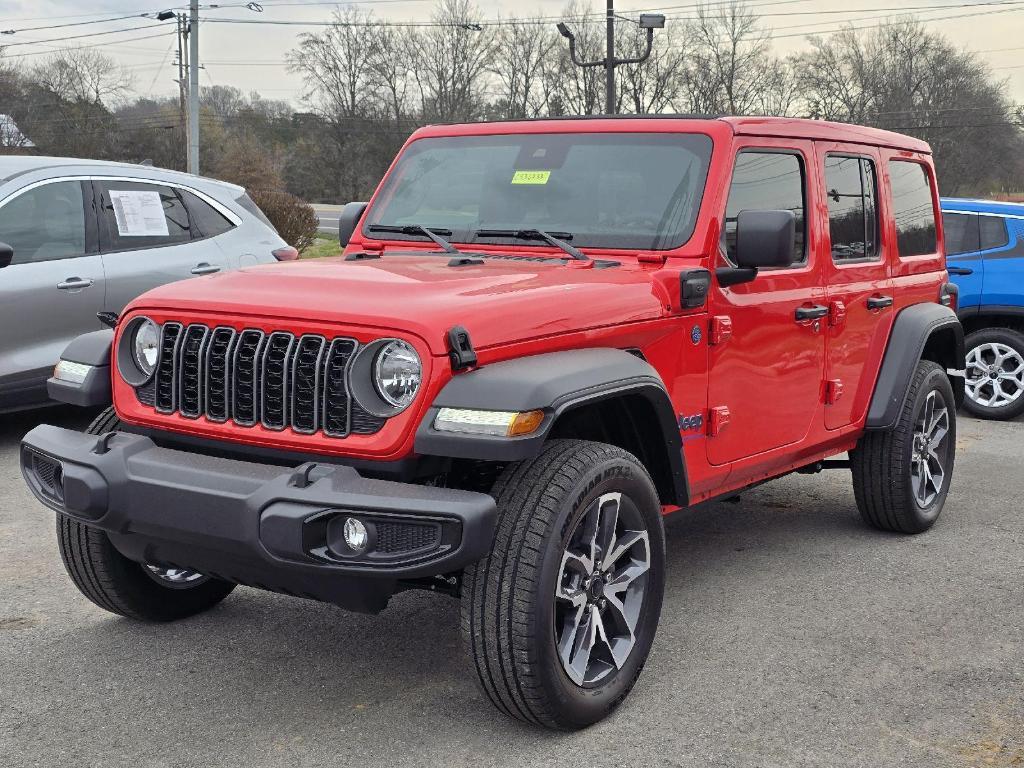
[
  {"xmin": 56, "ymin": 407, "xmax": 235, "ymax": 621},
  {"xmin": 462, "ymin": 439, "xmax": 666, "ymax": 730},
  {"xmin": 851, "ymin": 360, "xmax": 956, "ymax": 534},
  {"xmin": 961, "ymin": 327, "xmax": 1024, "ymax": 421}
]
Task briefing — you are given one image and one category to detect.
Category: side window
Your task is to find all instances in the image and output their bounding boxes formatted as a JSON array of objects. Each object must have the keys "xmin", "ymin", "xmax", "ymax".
[
  {"xmin": 180, "ymin": 189, "xmax": 235, "ymax": 239},
  {"xmin": 979, "ymin": 215, "xmax": 1009, "ymax": 251},
  {"xmin": 724, "ymin": 150, "xmax": 806, "ymax": 265},
  {"xmin": 0, "ymin": 181, "xmax": 86, "ymax": 265},
  {"xmin": 824, "ymin": 155, "xmax": 879, "ymax": 262},
  {"xmin": 889, "ymin": 160, "xmax": 937, "ymax": 257},
  {"xmin": 941, "ymin": 212, "xmax": 980, "ymax": 256},
  {"xmin": 97, "ymin": 181, "xmax": 192, "ymax": 252}
]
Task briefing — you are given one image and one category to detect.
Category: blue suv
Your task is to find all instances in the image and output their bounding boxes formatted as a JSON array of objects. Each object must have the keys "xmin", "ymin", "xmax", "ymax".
[{"xmin": 942, "ymin": 197, "xmax": 1024, "ymax": 419}]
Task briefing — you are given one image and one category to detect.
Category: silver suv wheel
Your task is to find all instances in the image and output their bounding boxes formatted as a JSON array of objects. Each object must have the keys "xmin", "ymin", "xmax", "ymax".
[{"xmin": 965, "ymin": 341, "xmax": 1024, "ymax": 409}]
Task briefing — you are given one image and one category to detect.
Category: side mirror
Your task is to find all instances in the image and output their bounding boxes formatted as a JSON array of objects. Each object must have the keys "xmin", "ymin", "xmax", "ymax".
[
  {"xmin": 0, "ymin": 242, "xmax": 12, "ymax": 268},
  {"xmin": 734, "ymin": 209, "xmax": 797, "ymax": 269},
  {"xmin": 338, "ymin": 201, "xmax": 368, "ymax": 248}
]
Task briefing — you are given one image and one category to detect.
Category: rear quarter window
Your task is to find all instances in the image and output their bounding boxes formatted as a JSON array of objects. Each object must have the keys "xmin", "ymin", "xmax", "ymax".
[
  {"xmin": 979, "ymin": 215, "xmax": 1009, "ymax": 250},
  {"xmin": 888, "ymin": 160, "xmax": 937, "ymax": 257}
]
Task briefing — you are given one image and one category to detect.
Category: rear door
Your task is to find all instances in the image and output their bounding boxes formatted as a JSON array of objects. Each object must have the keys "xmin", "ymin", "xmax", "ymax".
[
  {"xmin": 941, "ymin": 209, "xmax": 983, "ymax": 306},
  {"xmin": 0, "ymin": 179, "xmax": 104, "ymax": 406},
  {"xmin": 707, "ymin": 140, "xmax": 827, "ymax": 465},
  {"xmin": 976, "ymin": 212, "xmax": 1024, "ymax": 310},
  {"xmin": 818, "ymin": 147, "xmax": 895, "ymax": 430},
  {"xmin": 95, "ymin": 179, "xmax": 233, "ymax": 312}
]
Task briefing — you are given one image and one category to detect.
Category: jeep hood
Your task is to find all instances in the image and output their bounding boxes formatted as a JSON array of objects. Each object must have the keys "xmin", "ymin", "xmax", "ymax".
[{"xmin": 130, "ymin": 252, "xmax": 671, "ymax": 355}]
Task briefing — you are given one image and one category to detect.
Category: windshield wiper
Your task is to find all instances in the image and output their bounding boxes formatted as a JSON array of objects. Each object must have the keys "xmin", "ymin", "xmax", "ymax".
[
  {"xmin": 368, "ymin": 224, "xmax": 459, "ymax": 254},
  {"xmin": 475, "ymin": 228, "xmax": 588, "ymax": 261}
]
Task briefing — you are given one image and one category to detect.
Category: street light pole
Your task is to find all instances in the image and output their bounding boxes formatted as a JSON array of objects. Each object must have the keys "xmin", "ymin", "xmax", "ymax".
[
  {"xmin": 187, "ymin": 0, "xmax": 200, "ymax": 175},
  {"xmin": 605, "ymin": 0, "xmax": 615, "ymax": 115},
  {"xmin": 557, "ymin": 4, "xmax": 666, "ymax": 116}
]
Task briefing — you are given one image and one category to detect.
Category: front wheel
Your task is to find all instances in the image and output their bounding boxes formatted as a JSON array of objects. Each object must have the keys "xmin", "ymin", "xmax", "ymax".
[
  {"xmin": 462, "ymin": 440, "xmax": 666, "ymax": 730},
  {"xmin": 851, "ymin": 360, "xmax": 956, "ymax": 534},
  {"xmin": 55, "ymin": 407, "xmax": 236, "ymax": 621}
]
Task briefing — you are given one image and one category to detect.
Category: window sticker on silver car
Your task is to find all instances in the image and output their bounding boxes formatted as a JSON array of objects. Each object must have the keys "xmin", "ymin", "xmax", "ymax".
[{"xmin": 109, "ymin": 190, "xmax": 169, "ymax": 237}]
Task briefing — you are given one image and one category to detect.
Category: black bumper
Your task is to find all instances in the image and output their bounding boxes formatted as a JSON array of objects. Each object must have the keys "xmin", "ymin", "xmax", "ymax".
[{"xmin": 21, "ymin": 425, "xmax": 497, "ymax": 613}]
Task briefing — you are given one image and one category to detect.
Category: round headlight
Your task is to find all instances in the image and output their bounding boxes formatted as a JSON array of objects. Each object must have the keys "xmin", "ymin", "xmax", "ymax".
[
  {"xmin": 132, "ymin": 318, "xmax": 160, "ymax": 378},
  {"xmin": 373, "ymin": 339, "xmax": 421, "ymax": 409}
]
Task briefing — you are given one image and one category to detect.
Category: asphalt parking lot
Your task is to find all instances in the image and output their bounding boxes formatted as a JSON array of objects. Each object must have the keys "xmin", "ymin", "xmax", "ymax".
[{"xmin": 1, "ymin": 406, "xmax": 1021, "ymax": 768}]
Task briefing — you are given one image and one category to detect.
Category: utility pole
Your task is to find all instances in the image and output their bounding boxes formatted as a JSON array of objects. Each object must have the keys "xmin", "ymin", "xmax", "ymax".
[
  {"xmin": 557, "ymin": 3, "xmax": 666, "ymax": 115},
  {"xmin": 187, "ymin": 0, "xmax": 200, "ymax": 175},
  {"xmin": 604, "ymin": 0, "xmax": 615, "ymax": 117},
  {"xmin": 176, "ymin": 13, "xmax": 187, "ymax": 168}
]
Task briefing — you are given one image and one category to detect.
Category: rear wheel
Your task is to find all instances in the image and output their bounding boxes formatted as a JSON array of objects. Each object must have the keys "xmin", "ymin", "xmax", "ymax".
[
  {"xmin": 962, "ymin": 327, "xmax": 1024, "ymax": 420},
  {"xmin": 55, "ymin": 407, "xmax": 235, "ymax": 621},
  {"xmin": 851, "ymin": 360, "xmax": 956, "ymax": 534},
  {"xmin": 462, "ymin": 440, "xmax": 666, "ymax": 730}
]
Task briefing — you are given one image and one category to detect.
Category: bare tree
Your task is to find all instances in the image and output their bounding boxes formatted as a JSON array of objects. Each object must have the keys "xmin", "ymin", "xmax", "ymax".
[
  {"xmin": 617, "ymin": 21, "xmax": 689, "ymax": 114},
  {"xmin": 287, "ymin": 6, "xmax": 377, "ymax": 120},
  {"xmin": 409, "ymin": 0, "xmax": 493, "ymax": 122},
  {"xmin": 32, "ymin": 48, "xmax": 133, "ymax": 106},
  {"xmin": 795, "ymin": 18, "xmax": 1024, "ymax": 194},
  {"xmin": 684, "ymin": 1, "xmax": 789, "ymax": 115},
  {"xmin": 489, "ymin": 18, "xmax": 559, "ymax": 119}
]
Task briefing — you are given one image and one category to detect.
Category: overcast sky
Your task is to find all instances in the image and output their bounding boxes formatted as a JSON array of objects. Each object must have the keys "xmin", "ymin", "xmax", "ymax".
[{"xmin": 3, "ymin": 0, "xmax": 1024, "ymax": 106}]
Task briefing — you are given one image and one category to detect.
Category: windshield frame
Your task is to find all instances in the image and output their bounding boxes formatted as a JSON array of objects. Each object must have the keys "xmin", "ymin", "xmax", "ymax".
[{"xmin": 361, "ymin": 128, "xmax": 716, "ymax": 253}]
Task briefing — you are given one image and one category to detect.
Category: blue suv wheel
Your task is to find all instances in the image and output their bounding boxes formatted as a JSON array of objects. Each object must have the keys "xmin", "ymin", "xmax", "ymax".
[{"xmin": 962, "ymin": 327, "xmax": 1024, "ymax": 420}]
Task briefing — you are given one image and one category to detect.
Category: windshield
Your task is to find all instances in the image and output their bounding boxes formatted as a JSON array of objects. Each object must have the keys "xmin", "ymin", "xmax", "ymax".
[{"xmin": 365, "ymin": 132, "xmax": 714, "ymax": 251}]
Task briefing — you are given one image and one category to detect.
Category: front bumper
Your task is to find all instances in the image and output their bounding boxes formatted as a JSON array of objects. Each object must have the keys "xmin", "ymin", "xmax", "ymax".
[{"xmin": 21, "ymin": 425, "xmax": 497, "ymax": 613}]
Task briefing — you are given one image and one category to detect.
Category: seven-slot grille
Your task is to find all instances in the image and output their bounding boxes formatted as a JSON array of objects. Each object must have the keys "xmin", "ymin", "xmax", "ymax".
[{"xmin": 140, "ymin": 322, "xmax": 384, "ymax": 437}]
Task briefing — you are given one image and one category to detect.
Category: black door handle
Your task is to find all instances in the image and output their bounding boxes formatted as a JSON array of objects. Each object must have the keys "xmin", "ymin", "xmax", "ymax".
[
  {"xmin": 867, "ymin": 295, "xmax": 894, "ymax": 310},
  {"xmin": 947, "ymin": 266, "xmax": 973, "ymax": 276},
  {"xmin": 795, "ymin": 305, "xmax": 828, "ymax": 321}
]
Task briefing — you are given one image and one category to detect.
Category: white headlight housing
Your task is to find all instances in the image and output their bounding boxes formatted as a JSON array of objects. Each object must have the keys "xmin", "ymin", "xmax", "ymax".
[
  {"xmin": 132, "ymin": 318, "xmax": 160, "ymax": 378},
  {"xmin": 373, "ymin": 339, "xmax": 421, "ymax": 409}
]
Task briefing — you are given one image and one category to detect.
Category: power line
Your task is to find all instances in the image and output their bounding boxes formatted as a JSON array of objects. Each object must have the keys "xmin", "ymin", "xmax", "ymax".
[
  {"xmin": 0, "ymin": 30, "xmax": 176, "ymax": 59},
  {"xmin": 0, "ymin": 13, "xmax": 160, "ymax": 36},
  {"xmin": 0, "ymin": 22, "xmax": 169, "ymax": 48}
]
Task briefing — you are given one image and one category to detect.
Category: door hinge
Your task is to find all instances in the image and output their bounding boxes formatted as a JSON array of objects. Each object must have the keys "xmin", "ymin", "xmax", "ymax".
[
  {"xmin": 825, "ymin": 379, "xmax": 844, "ymax": 405},
  {"xmin": 708, "ymin": 406, "xmax": 731, "ymax": 436},
  {"xmin": 828, "ymin": 300, "xmax": 846, "ymax": 328},
  {"xmin": 709, "ymin": 315, "xmax": 733, "ymax": 345}
]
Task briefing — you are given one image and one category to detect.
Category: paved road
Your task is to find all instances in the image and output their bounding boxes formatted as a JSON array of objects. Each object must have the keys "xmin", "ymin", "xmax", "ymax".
[
  {"xmin": 2, "ymin": 407, "xmax": 1021, "ymax": 767},
  {"xmin": 313, "ymin": 203, "xmax": 342, "ymax": 235}
]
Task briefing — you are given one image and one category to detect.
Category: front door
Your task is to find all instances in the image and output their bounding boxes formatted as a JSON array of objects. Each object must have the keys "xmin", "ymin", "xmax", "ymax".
[
  {"xmin": 0, "ymin": 179, "xmax": 104, "ymax": 407},
  {"xmin": 707, "ymin": 141, "xmax": 827, "ymax": 466},
  {"xmin": 818, "ymin": 147, "xmax": 895, "ymax": 430}
]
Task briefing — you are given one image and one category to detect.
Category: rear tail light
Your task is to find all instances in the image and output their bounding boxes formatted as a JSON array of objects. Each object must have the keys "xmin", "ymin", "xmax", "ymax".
[{"xmin": 272, "ymin": 246, "xmax": 299, "ymax": 262}]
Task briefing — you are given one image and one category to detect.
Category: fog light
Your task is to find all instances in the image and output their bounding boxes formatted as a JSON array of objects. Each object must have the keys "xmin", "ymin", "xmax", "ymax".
[{"xmin": 343, "ymin": 517, "xmax": 368, "ymax": 552}]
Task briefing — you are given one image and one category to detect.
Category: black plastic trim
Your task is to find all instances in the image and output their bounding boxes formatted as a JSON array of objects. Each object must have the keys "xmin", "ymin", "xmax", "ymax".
[
  {"xmin": 415, "ymin": 348, "xmax": 689, "ymax": 505},
  {"xmin": 21, "ymin": 425, "xmax": 497, "ymax": 612},
  {"xmin": 957, "ymin": 304, "xmax": 1024, "ymax": 320},
  {"xmin": 44, "ymin": 329, "xmax": 115, "ymax": 407},
  {"xmin": 866, "ymin": 303, "xmax": 964, "ymax": 430}
]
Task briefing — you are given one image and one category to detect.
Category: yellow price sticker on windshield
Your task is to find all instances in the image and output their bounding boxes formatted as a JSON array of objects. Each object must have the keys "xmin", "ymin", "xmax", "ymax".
[{"xmin": 511, "ymin": 170, "xmax": 551, "ymax": 185}]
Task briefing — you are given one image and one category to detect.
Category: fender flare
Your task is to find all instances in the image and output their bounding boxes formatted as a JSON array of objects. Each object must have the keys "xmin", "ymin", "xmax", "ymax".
[
  {"xmin": 46, "ymin": 329, "xmax": 114, "ymax": 407},
  {"xmin": 866, "ymin": 303, "xmax": 964, "ymax": 430},
  {"xmin": 414, "ymin": 348, "xmax": 689, "ymax": 505}
]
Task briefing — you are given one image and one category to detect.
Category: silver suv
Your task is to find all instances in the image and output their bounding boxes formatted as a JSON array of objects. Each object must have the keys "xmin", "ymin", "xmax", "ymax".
[{"xmin": 0, "ymin": 157, "xmax": 291, "ymax": 412}]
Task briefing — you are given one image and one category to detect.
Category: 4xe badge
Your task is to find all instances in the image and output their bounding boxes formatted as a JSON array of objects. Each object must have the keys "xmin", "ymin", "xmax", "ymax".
[
  {"xmin": 678, "ymin": 412, "xmax": 704, "ymax": 432},
  {"xmin": 690, "ymin": 325, "xmax": 702, "ymax": 345}
]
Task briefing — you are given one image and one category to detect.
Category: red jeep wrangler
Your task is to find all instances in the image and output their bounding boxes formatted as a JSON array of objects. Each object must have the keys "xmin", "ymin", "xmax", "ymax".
[{"xmin": 22, "ymin": 117, "xmax": 964, "ymax": 730}]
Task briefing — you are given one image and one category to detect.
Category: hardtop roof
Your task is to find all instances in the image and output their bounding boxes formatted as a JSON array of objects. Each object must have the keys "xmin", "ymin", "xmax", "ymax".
[{"xmin": 415, "ymin": 114, "xmax": 931, "ymax": 154}]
